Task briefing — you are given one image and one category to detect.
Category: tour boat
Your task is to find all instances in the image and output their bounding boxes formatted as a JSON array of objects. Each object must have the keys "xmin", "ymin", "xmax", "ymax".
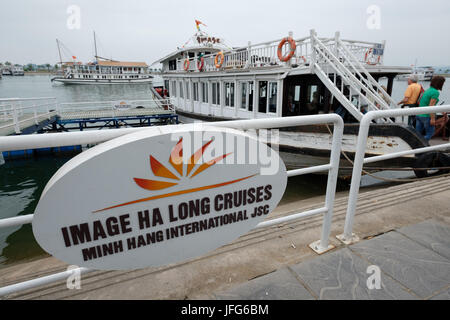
[
  {"xmin": 397, "ymin": 66, "xmax": 434, "ymax": 81},
  {"xmin": 51, "ymin": 33, "xmax": 153, "ymax": 85},
  {"xmin": 153, "ymin": 23, "xmax": 447, "ymax": 177},
  {"xmin": 11, "ymin": 65, "xmax": 24, "ymax": 76}
]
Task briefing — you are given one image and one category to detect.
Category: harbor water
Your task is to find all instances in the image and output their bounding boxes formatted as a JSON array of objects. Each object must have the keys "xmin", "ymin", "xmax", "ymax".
[{"xmin": 0, "ymin": 74, "xmax": 448, "ymax": 267}]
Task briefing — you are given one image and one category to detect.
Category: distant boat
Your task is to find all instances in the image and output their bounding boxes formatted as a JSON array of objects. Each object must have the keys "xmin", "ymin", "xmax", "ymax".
[
  {"xmin": 11, "ymin": 65, "xmax": 24, "ymax": 76},
  {"xmin": 2, "ymin": 67, "xmax": 12, "ymax": 76},
  {"xmin": 51, "ymin": 33, "xmax": 153, "ymax": 85},
  {"xmin": 397, "ymin": 66, "xmax": 434, "ymax": 81}
]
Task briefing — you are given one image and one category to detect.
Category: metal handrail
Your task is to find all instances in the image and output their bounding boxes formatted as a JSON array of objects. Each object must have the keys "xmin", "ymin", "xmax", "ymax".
[
  {"xmin": 0, "ymin": 114, "xmax": 344, "ymax": 297},
  {"xmin": 339, "ymin": 105, "xmax": 450, "ymax": 243}
]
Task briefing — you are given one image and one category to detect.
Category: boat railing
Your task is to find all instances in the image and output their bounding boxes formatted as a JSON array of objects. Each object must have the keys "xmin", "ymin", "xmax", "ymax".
[
  {"xmin": 58, "ymin": 99, "xmax": 175, "ymax": 115},
  {"xmin": 0, "ymin": 97, "xmax": 57, "ymax": 134},
  {"xmin": 309, "ymin": 30, "xmax": 395, "ymax": 123},
  {"xmin": 0, "ymin": 113, "xmax": 345, "ymax": 297},
  {"xmin": 167, "ymin": 32, "xmax": 385, "ymax": 74},
  {"xmin": 0, "ymin": 97, "xmax": 175, "ymax": 134}
]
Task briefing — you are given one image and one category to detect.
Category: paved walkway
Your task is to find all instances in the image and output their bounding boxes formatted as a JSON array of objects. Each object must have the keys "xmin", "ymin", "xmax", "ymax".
[
  {"xmin": 216, "ymin": 219, "xmax": 450, "ymax": 300},
  {"xmin": 1, "ymin": 176, "xmax": 449, "ymax": 300}
]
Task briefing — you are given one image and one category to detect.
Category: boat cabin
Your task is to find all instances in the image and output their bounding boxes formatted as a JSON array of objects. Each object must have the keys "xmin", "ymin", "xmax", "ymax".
[{"xmin": 156, "ymin": 29, "xmax": 411, "ymax": 125}]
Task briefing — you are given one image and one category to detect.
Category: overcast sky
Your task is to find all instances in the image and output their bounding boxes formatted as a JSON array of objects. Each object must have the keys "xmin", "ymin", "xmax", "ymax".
[{"xmin": 1, "ymin": 0, "xmax": 449, "ymax": 67}]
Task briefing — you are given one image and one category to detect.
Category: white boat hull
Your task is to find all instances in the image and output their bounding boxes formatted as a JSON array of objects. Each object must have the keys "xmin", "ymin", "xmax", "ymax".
[{"xmin": 52, "ymin": 77, "xmax": 153, "ymax": 85}]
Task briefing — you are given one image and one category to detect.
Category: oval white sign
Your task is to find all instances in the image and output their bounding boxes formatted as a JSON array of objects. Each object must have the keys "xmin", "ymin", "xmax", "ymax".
[{"xmin": 32, "ymin": 125, "xmax": 287, "ymax": 270}]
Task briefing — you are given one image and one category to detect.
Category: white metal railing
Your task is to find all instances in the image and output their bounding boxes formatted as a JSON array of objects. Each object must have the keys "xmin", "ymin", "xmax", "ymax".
[
  {"xmin": 0, "ymin": 114, "xmax": 344, "ymax": 297},
  {"xmin": 310, "ymin": 31, "xmax": 394, "ymax": 124},
  {"xmin": 59, "ymin": 99, "xmax": 174, "ymax": 114},
  {"xmin": 0, "ymin": 97, "xmax": 57, "ymax": 134},
  {"xmin": 0, "ymin": 98, "xmax": 175, "ymax": 134},
  {"xmin": 338, "ymin": 105, "xmax": 450, "ymax": 244},
  {"xmin": 165, "ymin": 31, "xmax": 384, "ymax": 74}
]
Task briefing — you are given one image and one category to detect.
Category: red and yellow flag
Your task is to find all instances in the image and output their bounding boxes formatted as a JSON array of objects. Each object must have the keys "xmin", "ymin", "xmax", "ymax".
[{"xmin": 195, "ymin": 20, "xmax": 206, "ymax": 30}]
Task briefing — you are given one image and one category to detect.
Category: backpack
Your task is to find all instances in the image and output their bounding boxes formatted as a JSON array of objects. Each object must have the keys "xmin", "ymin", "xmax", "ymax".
[{"xmin": 415, "ymin": 85, "xmax": 425, "ymax": 106}]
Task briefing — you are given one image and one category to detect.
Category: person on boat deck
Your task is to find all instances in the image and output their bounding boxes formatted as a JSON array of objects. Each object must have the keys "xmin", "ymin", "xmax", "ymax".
[
  {"xmin": 415, "ymin": 75, "xmax": 446, "ymax": 141},
  {"xmin": 398, "ymin": 75, "xmax": 422, "ymax": 126}
]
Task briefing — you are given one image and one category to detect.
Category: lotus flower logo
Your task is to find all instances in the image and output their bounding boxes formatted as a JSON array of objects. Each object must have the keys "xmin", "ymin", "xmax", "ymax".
[
  {"xmin": 133, "ymin": 138, "xmax": 232, "ymax": 191},
  {"xmin": 93, "ymin": 138, "xmax": 256, "ymax": 213}
]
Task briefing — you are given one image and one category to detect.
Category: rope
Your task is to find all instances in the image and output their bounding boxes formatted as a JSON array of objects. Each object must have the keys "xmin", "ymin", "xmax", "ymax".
[{"xmin": 325, "ymin": 124, "xmax": 450, "ymax": 183}]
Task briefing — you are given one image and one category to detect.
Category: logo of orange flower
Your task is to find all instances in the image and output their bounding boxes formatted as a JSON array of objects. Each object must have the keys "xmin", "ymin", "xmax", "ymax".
[{"xmin": 133, "ymin": 138, "xmax": 232, "ymax": 191}]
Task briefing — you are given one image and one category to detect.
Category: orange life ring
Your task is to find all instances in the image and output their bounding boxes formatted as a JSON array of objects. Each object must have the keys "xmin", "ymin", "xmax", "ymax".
[
  {"xmin": 277, "ymin": 37, "xmax": 296, "ymax": 62},
  {"xmin": 215, "ymin": 52, "xmax": 224, "ymax": 68},
  {"xmin": 183, "ymin": 59, "xmax": 190, "ymax": 71},
  {"xmin": 197, "ymin": 57, "xmax": 204, "ymax": 71},
  {"xmin": 364, "ymin": 48, "xmax": 381, "ymax": 65}
]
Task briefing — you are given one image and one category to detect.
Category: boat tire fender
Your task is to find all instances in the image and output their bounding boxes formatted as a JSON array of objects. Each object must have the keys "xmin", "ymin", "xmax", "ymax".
[
  {"xmin": 197, "ymin": 57, "xmax": 205, "ymax": 71},
  {"xmin": 277, "ymin": 37, "xmax": 296, "ymax": 62},
  {"xmin": 183, "ymin": 59, "xmax": 190, "ymax": 71},
  {"xmin": 413, "ymin": 151, "xmax": 450, "ymax": 178}
]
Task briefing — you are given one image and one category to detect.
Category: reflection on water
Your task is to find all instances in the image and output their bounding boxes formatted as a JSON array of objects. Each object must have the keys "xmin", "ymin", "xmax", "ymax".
[{"xmin": 0, "ymin": 157, "xmax": 71, "ymax": 266}]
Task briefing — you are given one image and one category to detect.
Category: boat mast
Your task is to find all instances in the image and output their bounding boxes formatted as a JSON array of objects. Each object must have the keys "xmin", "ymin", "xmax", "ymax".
[
  {"xmin": 94, "ymin": 31, "xmax": 98, "ymax": 60},
  {"xmin": 56, "ymin": 39, "xmax": 63, "ymax": 67}
]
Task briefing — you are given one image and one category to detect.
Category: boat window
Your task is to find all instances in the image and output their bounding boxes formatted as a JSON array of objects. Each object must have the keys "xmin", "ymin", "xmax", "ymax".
[
  {"xmin": 224, "ymin": 82, "xmax": 235, "ymax": 107},
  {"xmin": 186, "ymin": 82, "xmax": 190, "ymax": 100},
  {"xmin": 268, "ymin": 82, "xmax": 277, "ymax": 113},
  {"xmin": 172, "ymin": 81, "xmax": 177, "ymax": 97},
  {"xmin": 306, "ymin": 85, "xmax": 319, "ymax": 114},
  {"xmin": 294, "ymin": 85, "xmax": 301, "ymax": 102},
  {"xmin": 248, "ymin": 81, "xmax": 254, "ymax": 111},
  {"xmin": 169, "ymin": 60, "xmax": 177, "ymax": 71},
  {"xmin": 241, "ymin": 82, "xmax": 247, "ymax": 109},
  {"xmin": 258, "ymin": 81, "xmax": 268, "ymax": 113},
  {"xmin": 212, "ymin": 82, "xmax": 220, "ymax": 105},
  {"xmin": 179, "ymin": 81, "xmax": 184, "ymax": 98},
  {"xmin": 202, "ymin": 82, "xmax": 208, "ymax": 103},
  {"xmin": 193, "ymin": 83, "xmax": 199, "ymax": 101}
]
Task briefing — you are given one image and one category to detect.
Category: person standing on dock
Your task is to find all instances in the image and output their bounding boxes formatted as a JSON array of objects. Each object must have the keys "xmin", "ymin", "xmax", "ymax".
[
  {"xmin": 415, "ymin": 75, "xmax": 446, "ymax": 141},
  {"xmin": 398, "ymin": 75, "xmax": 423, "ymax": 126}
]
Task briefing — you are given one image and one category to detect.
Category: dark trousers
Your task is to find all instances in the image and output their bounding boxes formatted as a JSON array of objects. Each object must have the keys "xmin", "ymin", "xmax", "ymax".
[{"xmin": 402, "ymin": 104, "xmax": 418, "ymax": 127}]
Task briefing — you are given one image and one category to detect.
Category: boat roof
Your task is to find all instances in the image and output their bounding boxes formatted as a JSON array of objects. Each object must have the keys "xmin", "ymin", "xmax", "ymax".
[
  {"xmin": 97, "ymin": 61, "xmax": 148, "ymax": 67},
  {"xmin": 153, "ymin": 29, "xmax": 232, "ymax": 65}
]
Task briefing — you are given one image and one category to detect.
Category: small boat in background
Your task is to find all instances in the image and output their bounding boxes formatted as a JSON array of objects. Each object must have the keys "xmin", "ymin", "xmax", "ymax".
[
  {"xmin": 397, "ymin": 66, "xmax": 434, "ymax": 81},
  {"xmin": 51, "ymin": 32, "xmax": 153, "ymax": 85},
  {"xmin": 11, "ymin": 65, "xmax": 24, "ymax": 76}
]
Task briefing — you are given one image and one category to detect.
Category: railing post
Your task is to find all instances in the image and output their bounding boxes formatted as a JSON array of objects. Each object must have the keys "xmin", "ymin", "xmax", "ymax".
[
  {"xmin": 247, "ymin": 41, "xmax": 251, "ymax": 68},
  {"xmin": 309, "ymin": 29, "xmax": 316, "ymax": 73},
  {"xmin": 288, "ymin": 31, "xmax": 293, "ymax": 67},
  {"xmin": 334, "ymin": 31, "xmax": 340, "ymax": 59},
  {"xmin": 310, "ymin": 115, "xmax": 344, "ymax": 254},
  {"xmin": 337, "ymin": 114, "xmax": 372, "ymax": 244},
  {"xmin": 33, "ymin": 102, "xmax": 38, "ymax": 124},
  {"xmin": 12, "ymin": 100, "xmax": 20, "ymax": 134}
]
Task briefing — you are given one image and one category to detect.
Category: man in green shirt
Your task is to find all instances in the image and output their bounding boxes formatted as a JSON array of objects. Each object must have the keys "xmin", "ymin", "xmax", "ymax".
[{"xmin": 415, "ymin": 76, "xmax": 446, "ymax": 141}]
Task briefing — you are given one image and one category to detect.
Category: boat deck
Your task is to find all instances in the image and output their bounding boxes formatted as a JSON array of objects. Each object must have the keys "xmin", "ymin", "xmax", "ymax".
[
  {"xmin": 0, "ymin": 106, "xmax": 177, "ymax": 136},
  {"xmin": 59, "ymin": 107, "xmax": 170, "ymax": 121}
]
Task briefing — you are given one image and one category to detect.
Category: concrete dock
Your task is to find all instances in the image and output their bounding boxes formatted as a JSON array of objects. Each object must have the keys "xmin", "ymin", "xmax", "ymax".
[{"xmin": 0, "ymin": 175, "xmax": 449, "ymax": 300}]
